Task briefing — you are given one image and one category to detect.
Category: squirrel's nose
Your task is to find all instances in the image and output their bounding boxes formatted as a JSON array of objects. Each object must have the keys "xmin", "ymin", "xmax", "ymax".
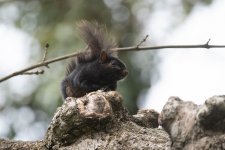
[{"xmin": 122, "ymin": 69, "xmax": 128, "ymax": 77}]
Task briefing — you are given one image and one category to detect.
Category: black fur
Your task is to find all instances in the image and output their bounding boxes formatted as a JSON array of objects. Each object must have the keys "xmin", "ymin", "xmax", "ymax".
[{"xmin": 61, "ymin": 21, "xmax": 128, "ymax": 99}]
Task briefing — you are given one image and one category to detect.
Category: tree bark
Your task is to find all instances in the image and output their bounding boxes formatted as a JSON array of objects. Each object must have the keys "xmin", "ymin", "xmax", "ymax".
[
  {"xmin": 159, "ymin": 95, "xmax": 225, "ymax": 150},
  {"xmin": 45, "ymin": 91, "xmax": 169, "ymax": 149},
  {"xmin": 0, "ymin": 139, "xmax": 46, "ymax": 150},
  {"xmin": 3, "ymin": 91, "xmax": 225, "ymax": 149},
  {"xmin": 0, "ymin": 91, "xmax": 169, "ymax": 150}
]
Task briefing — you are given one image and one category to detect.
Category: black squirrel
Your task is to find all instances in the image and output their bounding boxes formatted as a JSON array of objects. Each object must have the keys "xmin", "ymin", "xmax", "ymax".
[{"xmin": 61, "ymin": 21, "xmax": 128, "ymax": 99}]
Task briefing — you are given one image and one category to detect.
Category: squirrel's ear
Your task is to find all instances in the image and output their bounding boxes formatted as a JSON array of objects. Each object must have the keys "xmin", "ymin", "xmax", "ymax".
[{"xmin": 100, "ymin": 51, "xmax": 108, "ymax": 62}]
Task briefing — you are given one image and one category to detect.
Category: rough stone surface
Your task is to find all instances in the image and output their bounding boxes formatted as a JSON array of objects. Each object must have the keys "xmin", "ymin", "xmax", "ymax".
[{"xmin": 159, "ymin": 95, "xmax": 225, "ymax": 150}]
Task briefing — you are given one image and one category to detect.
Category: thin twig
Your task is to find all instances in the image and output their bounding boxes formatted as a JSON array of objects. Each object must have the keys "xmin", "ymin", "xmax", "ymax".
[
  {"xmin": 20, "ymin": 44, "xmax": 49, "ymax": 76},
  {"xmin": 206, "ymin": 38, "xmax": 211, "ymax": 44},
  {"xmin": 136, "ymin": 35, "xmax": 149, "ymax": 48},
  {"xmin": 1, "ymin": 40, "xmax": 225, "ymax": 83},
  {"xmin": 42, "ymin": 43, "xmax": 49, "ymax": 62},
  {"xmin": 41, "ymin": 43, "xmax": 50, "ymax": 68}
]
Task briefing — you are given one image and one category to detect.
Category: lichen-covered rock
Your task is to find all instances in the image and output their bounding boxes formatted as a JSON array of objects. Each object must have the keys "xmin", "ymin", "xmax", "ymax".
[{"xmin": 159, "ymin": 96, "xmax": 225, "ymax": 150}]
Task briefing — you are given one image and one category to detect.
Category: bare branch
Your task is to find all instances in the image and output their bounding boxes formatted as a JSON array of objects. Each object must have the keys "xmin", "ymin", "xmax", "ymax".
[
  {"xmin": 112, "ymin": 43, "xmax": 225, "ymax": 52},
  {"xmin": 22, "ymin": 70, "xmax": 44, "ymax": 75},
  {"xmin": 0, "ymin": 52, "xmax": 80, "ymax": 83},
  {"xmin": 1, "ymin": 41, "xmax": 225, "ymax": 83}
]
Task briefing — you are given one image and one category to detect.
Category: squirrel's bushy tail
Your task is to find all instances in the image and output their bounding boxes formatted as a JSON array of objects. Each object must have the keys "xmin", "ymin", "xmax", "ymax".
[
  {"xmin": 77, "ymin": 21, "xmax": 116, "ymax": 56},
  {"xmin": 66, "ymin": 21, "xmax": 116, "ymax": 76}
]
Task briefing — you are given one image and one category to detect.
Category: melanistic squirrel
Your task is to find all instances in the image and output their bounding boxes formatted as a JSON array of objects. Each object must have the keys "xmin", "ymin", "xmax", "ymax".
[{"xmin": 61, "ymin": 21, "xmax": 128, "ymax": 99}]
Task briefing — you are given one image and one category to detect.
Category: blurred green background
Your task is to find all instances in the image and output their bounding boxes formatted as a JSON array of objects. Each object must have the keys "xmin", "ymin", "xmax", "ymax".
[{"xmin": 0, "ymin": 0, "xmax": 212, "ymax": 140}]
